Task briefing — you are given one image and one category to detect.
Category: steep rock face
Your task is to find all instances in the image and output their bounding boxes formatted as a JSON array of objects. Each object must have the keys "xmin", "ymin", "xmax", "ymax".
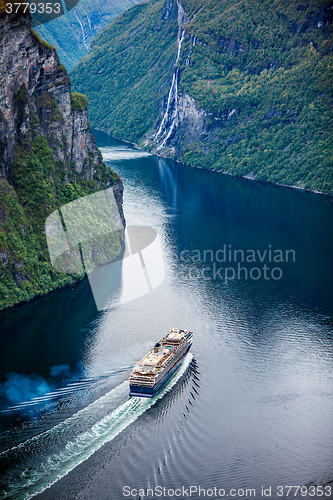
[
  {"xmin": 152, "ymin": 88, "xmax": 208, "ymax": 156},
  {"xmin": 172, "ymin": 93, "xmax": 206, "ymax": 143},
  {"xmin": 0, "ymin": 9, "xmax": 99, "ymax": 176},
  {"xmin": 0, "ymin": 6, "xmax": 124, "ymax": 310},
  {"xmin": 152, "ymin": 89, "xmax": 237, "ymax": 158}
]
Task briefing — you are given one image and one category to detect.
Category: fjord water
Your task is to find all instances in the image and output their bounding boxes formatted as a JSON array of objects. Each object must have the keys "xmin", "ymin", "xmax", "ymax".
[{"xmin": 0, "ymin": 130, "xmax": 332, "ymax": 500}]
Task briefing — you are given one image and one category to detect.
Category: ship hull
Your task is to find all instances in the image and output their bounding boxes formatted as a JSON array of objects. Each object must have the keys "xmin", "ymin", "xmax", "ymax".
[{"xmin": 129, "ymin": 344, "xmax": 191, "ymax": 398}]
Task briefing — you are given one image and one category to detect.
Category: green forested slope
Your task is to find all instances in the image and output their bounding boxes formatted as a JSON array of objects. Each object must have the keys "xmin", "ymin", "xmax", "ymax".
[
  {"xmin": 70, "ymin": 0, "xmax": 333, "ymax": 194},
  {"xmin": 0, "ymin": 131, "xmax": 120, "ymax": 310},
  {"xmin": 72, "ymin": 0, "xmax": 180, "ymax": 139},
  {"xmin": 34, "ymin": 0, "xmax": 141, "ymax": 70}
]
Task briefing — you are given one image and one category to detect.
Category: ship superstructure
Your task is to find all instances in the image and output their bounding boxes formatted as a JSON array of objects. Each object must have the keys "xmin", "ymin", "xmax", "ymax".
[{"xmin": 129, "ymin": 328, "xmax": 193, "ymax": 397}]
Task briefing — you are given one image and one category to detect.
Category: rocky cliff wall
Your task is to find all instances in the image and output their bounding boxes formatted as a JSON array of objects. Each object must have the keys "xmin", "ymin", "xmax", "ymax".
[
  {"xmin": 0, "ymin": 4, "xmax": 124, "ymax": 310},
  {"xmin": 0, "ymin": 7, "xmax": 101, "ymax": 178}
]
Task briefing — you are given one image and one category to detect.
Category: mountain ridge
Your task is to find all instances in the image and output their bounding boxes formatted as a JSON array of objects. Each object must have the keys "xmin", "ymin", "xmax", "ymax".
[{"xmin": 34, "ymin": 0, "xmax": 142, "ymax": 70}]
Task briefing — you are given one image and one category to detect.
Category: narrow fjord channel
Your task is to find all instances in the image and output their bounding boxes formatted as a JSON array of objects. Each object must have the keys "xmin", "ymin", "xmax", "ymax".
[{"xmin": 0, "ymin": 130, "xmax": 332, "ymax": 500}]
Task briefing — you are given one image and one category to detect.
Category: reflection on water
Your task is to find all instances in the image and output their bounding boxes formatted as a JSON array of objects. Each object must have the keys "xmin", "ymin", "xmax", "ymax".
[{"xmin": 0, "ymin": 130, "xmax": 332, "ymax": 500}]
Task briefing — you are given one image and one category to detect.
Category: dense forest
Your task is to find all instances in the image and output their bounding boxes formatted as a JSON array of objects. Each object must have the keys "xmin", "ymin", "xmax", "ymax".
[{"xmin": 70, "ymin": 0, "xmax": 333, "ymax": 194}]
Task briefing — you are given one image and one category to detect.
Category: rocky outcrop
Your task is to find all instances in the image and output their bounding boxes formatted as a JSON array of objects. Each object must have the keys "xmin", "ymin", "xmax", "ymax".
[
  {"xmin": 152, "ymin": 90, "xmax": 207, "ymax": 155},
  {"xmin": 177, "ymin": 93, "xmax": 207, "ymax": 138},
  {"xmin": 152, "ymin": 88, "xmax": 238, "ymax": 158},
  {"xmin": 0, "ymin": 8, "xmax": 100, "ymax": 179}
]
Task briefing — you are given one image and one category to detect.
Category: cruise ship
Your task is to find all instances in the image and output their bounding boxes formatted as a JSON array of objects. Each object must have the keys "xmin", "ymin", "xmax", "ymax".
[{"xmin": 129, "ymin": 328, "xmax": 194, "ymax": 397}]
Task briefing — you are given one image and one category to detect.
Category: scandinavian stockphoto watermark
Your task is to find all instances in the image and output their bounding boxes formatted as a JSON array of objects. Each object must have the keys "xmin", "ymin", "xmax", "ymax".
[
  {"xmin": 45, "ymin": 188, "xmax": 165, "ymax": 310},
  {"xmin": 178, "ymin": 245, "xmax": 296, "ymax": 283}
]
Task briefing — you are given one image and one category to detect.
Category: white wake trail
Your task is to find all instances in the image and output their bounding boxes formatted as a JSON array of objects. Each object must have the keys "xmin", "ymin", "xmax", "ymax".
[{"xmin": 0, "ymin": 354, "xmax": 193, "ymax": 500}]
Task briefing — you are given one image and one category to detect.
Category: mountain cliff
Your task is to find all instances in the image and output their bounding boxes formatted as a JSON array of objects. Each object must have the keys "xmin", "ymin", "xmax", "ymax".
[
  {"xmin": 0, "ymin": 2, "xmax": 124, "ymax": 310},
  {"xmin": 34, "ymin": 0, "xmax": 141, "ymax": 70},
  {"xmin": 70, "ymin": 0, "xmax": 333, "ymax": 194}
]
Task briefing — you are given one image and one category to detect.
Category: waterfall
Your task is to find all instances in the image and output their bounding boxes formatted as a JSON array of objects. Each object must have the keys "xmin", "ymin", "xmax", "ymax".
[
  {"xmin": 154, "ymin": 70, "xmax": 179, "ymax": 150},
  {"xmin": 82, "ymin": 7, "xmax": 92, "ymax": 34},
  {"xmin": 154, "ymin": 29, "xmax": 185, "ymax": 151},
  {"xmin": 176, "ymin": 29, "xmax": 185, "ymax": 64},
  {"xmin": 73, "ymin": 10, "xmax": 89, "ymax": 50}
]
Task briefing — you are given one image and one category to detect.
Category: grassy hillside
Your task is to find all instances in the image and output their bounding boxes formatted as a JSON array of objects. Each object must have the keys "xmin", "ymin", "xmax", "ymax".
[{"xmin": 70, "ymin": 0, "xmax": 333, "ymax": 194}]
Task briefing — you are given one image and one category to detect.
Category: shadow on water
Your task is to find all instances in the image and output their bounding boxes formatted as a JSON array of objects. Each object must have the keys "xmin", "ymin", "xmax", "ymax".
[{"xmin": 0, "ymin": 277, "xmax": 98, "ymax": 382}]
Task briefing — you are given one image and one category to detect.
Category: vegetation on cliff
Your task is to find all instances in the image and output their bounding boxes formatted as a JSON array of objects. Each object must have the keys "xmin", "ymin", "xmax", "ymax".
[
  {"xmin": 71, "ymin": 92, "xmax": 89, "ymax": 111},
  {"xmin": 70, "ymin": 0, "xmax": 333, "ymax": 194},
  {"xmin": 71, "ymin": 0, "xmax": 180, "ymax": 141},
  {"xmin": 0, "ymin": 120, "xmax": 120, "ymax": 311},
  {"xmin": 0, "ymin": 13, "xmax": 122, "ymax": 310},
  {"xmin": 30, "ymin": 28, "xmax": 57, "ymax": 50}
]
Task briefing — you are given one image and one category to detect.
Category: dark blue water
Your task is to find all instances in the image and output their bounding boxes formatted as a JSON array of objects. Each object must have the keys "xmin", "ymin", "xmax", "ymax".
[{"xmin": 0, "ymin": 130, "xmax": 332, "ymax": 500}]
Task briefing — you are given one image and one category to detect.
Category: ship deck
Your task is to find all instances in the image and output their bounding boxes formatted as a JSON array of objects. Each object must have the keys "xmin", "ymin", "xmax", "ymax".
[{"xmin": 141, "ymin": 349, "xmax": 169, "ymax": 366}]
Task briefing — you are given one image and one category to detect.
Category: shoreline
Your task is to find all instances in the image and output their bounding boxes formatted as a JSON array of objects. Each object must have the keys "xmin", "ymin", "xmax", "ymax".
[
  {"xmin": 0, "ymin": 273, "xmax": 87, "ymax": 314},
  {"xmin": 94, "ymin": 128, "xmax": 332, "ymax": 198},
  {"xmin": 154, "ymin": 153, "xmax": 332, "ymax": 198}
]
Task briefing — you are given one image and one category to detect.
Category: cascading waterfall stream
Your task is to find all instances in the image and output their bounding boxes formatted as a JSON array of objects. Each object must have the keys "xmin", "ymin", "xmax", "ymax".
[
  {"xmin": 154, "ymin": 69, "xmax": 179, "ymax": 150},
  {"xmin": 153, "ymin": 2, "xmax": 209, "ymax": 151},
  {"xmin": 73, "ymin": 10, "xmax": 89, "ymax": 50},
  {"xmin": 154, "ymin": 25, "xmax": 185, "ymax": 151},
  {"xmin": 176, "ymin": 29, "xmax": 185, "ymax": 65}
]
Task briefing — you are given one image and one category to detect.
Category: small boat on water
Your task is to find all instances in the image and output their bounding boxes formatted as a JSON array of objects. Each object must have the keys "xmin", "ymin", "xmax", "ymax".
[{"xmin": 129, "ymin": 328, "xmax": 194, "ymax": 397}]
